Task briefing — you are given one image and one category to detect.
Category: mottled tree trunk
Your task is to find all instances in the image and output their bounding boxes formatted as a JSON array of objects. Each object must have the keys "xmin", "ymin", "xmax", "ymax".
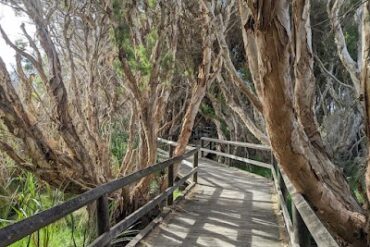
[
  {"xmin": 292, "ymin": 0, "xmax": 326, "ymax": 151},
  {"xmin": 361, "ymin": 2, "xmax": 370, "ymax": 243},
  {"xmin": 242, "ymin": 0, "xmax": 366, "ymax": 244},
  {"xmin": 174, "ymin": 0, "xmax": 220, "ymax": 158}
]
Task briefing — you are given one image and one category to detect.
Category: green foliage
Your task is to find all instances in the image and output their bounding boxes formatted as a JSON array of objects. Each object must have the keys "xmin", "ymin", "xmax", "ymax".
[
  {"xmin": 234, "ymin": 162, "xmax": 272, "ymax": 178},
  {"xmin": 148, "ymin": 0, "xmax": 156, "ymax": 9},
  {"xmin": 8, "ymin": 212, "xmax": 89, "ymax": 247},
  {"xmin": 146, "ymin": 29, "xmax": 158, "ymax": 49},
  {"xmin": 173, "ymin": 188, "xmax": 183, "ymax": 200},
  {"xmin": 200, "ymin": 103, "xmax": 216, "ymax": 119},
  {"xmin": 149, "ymin": 180, "xmax": 159, "ymax": 196},
  {"xmin": 112, "ymin": 0, "xmax": 124, "ymax": 20},
  {"xmin": 341, "ymin": 159, "xmax": 366, "ymax": 204},
  {"xmin": 110, "ymin": 123, "xmax": 129, "ymax": 166},
  {"xmin": 344, "ymin": 26, "xmax": 359, "ymax": 60},
  {"xmin": 161, "ymin": 51, "xmax": 174, "ymax": 72},
  {"xmin": 220, "ymin": 120, "xmax": 230, "ymax": 138},
  {"xmin": 113, "ymin": 58, "xmax": 124, "ymax": 78},
  {"xmin": 135, "ymin": 45, "xmax": 152, "ymax": 77},
  {"xmin": 111, "ymin": 22, "xmax": 155, "ymax": 91},
  {"xmin": 0, "ymin": 170, "xmax": 89, "ymax": 247},
  {"xmin": 227, "ymin": 153, "xmax": 272, "ymax": 179},
  {"xmin": 33, "ymin": 75, "xmax": 46, "ymax": 97},
  {"xmin": 110, "ymin": 0, "xmax": 172, "ymax": 93},
  {"xmin": 238, "ymin": 67, "xmax": 252, "ymax": 82}
]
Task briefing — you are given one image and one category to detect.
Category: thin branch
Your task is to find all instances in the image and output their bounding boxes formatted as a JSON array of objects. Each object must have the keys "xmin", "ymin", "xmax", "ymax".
[{"xmin": 314, "ymin": 54, "xmax": 354, "ymax": 90}]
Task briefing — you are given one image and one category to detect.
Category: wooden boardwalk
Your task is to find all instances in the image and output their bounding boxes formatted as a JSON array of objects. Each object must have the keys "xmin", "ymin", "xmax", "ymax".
[
  {"xmin": 137, "ymin": 158, "xmax": 283, "ymax": 247},
  {"xmin": 0, "ymin": 138, "xmax": 337, "ymax": 247}
]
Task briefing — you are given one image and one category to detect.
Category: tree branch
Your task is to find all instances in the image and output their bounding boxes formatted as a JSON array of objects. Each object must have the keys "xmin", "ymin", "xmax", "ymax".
[{"xmin": 328, "ymin": 0, "xmax": 360, "ymax": 94}]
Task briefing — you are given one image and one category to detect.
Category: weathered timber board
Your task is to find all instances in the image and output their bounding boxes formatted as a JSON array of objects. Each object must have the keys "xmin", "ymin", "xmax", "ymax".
[{"xmin": 137, "ymin": 158, "xmax": 283, "ymax": 247}]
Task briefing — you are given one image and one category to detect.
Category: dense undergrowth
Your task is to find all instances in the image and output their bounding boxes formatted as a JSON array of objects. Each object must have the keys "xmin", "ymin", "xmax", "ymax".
[
  {"xmin": 0, "ymin": 143, "xmax": 185, "ymax": 246},
  {"xmin": 0, "ymin": 169, "xmax": 89, "ymax": 247}
]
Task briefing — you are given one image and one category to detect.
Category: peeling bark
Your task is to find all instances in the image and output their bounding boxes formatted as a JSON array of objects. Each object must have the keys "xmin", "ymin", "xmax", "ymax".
[
  {"xmin": 243, "ymin": 0, "xmax": 366, "ymax": 244},
  {"xmin": 175, "ymin": 0, "xmax": 222, "ymax": 158},
  {"xmin": 361, "ymin": 2, "xmax": 370, "ymax": 243},
  {"xmin": 219, "ymin": 77, "xmax": 269, "ymax": 145},
  {"xmin": 293, "ymin": 0, "xmax": 326, "ymax": 151},
  {"xmin": 328, "ymin": 0, "xmax": 361, "ymax": 94}
]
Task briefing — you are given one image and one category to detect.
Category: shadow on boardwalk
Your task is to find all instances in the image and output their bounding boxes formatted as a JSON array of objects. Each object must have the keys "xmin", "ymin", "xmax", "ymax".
[{"xmin": 138, "ymin": 158, "xmax": 283, "ymax": 247}]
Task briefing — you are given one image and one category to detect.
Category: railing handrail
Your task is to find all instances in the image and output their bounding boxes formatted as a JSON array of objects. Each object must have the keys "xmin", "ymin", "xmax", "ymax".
[
  {"xmin": 157, "ymin": 137, "xmax": 196, "ymax": 150},
  {"xmin": 201, "ymin": 137, "xmax": 338, "ymax": 247},
  {"xmin": 0, "ymin": 136, "xmax": 339, "ymax": 247},
  {"xmin": 0, "ymin": 146, "xmax": 199, "ymax": 247},
  {"xmin": 200, "ymin": 148, "xmax": 272, "ymax": 169},
  {"xmin": 201, "ymin": 137, "xmax": 271, "ymax": 151},
  {"xmin": 89, "ymin": 167, "xmax": 198, "ymax": 246},
  {"xmin": 278, "ymin": 168, "xmax": 338, "ymax": 246}
]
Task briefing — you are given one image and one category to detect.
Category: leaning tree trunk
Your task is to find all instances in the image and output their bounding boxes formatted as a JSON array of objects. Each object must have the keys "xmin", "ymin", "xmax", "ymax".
[
  {"xmin": 361, "ymin": 2, "xmax": 370, "ymax": 243},
  {"xmin": 103, "ymin": 0, "xmax": 184, "ymax": 217},
  {"xmin": 174, "ymin": 0, "xmax": 221, "ymax": 158},
  {"xmin": 242, "ymin": 0, "xmax": 366, "ymax": 245},
  {"xmin": 292, "ymin": 0, "xmax": 326, "ymax": 151}
]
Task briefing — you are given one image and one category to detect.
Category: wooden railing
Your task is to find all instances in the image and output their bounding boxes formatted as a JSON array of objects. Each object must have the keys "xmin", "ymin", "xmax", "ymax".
[
  {"xmin": 200, "ymin": 137, "xmax": 338, "ymax": 247},
  {"xmin": 0, "ymin": 146, "xmax": 199, "ymax": 247}
]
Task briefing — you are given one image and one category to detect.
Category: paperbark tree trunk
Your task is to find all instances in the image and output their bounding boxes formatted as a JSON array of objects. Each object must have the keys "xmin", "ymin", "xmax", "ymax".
[
  {"xmin": 361, "ymin": 2, "xmax": 370, "ymax": 242},
  {"xmin": 242, "ymin": 0, "xmax": 366, "ymax": 245},
  {"xmin": 174, "ymin": 0, "xmax": 221, "ymax": 157},
  {"xmin": 292, "ymin": 0, "xmax": 326, "ymax": 151},
  {"xmin": 328, "ymin": 0, "xmax": 361, "ymax": 94},
  {"xmin": 218, "ymin": 77, "xmax": 269, "ymax": 145}
]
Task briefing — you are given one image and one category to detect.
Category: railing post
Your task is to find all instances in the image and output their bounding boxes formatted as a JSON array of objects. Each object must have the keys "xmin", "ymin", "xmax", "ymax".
[
  {"xmin": 169, "ymin": 144, "xmax": 175, "ymax": 158},
  {"xmin": 193, "ymin": 150, "xmax": 198, "ymax": 183},
  {"xmin": 226, "ymin": 144, "xmax": 231, "ymax": 166},
  {"xmin": 272, "ymin": 155, "xmax": 287, "ymax": 200},
  {"xmin": 292, "ymin": 203, "xmax": 311, "ymax": 247},
  {"xmin": 167, "ymin": 145, "xmax": 175, "ymax": 206},
  {"xmin": 200, "ymin": 138, "xmax": 204, "ymax": 158},
  {"xmin": 271, "ymin": 152, "xmax": 279, "ymax": 181},
  {"xmin": 277, "ymin": 165, "xmax": 286, "ymax": 200},
  {"xmin": 96, "ymin": 195, "xmax": 110, "ymax": 246}
]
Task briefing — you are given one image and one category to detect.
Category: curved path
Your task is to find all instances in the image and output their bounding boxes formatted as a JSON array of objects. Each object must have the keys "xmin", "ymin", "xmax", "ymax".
[{"xmin": 137, "ymin": 158, "xmax": 283, "ymax": 247}]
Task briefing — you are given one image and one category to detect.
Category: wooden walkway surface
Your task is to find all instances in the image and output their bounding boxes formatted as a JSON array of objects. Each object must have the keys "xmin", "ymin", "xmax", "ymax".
[{"xmin": 137, "ymin": 158, "xmax": 283, "ymax": 247}]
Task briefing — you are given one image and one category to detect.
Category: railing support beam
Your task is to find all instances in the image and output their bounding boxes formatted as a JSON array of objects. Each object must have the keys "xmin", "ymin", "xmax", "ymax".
[
  {"xmin": 193, "ymin": 151, "xmax": 198, "ymax": 183},
  {"xmin": 167, "ymin": 145, "xmax": 175, "ymax": 206},
  {"xmin": 226, "ymin": 144, "xmax": 231, "ymax": 166},
  {"xmin": 96, "ymin": 195, "xmax": 110, "ymax": 247},
  {"xmin": 292, "ymin": 204, "xmax": 311, "ymax": 247},
  {"xmin": 200, "ymin": 139, "xmax": 204, "ymax": 158}
]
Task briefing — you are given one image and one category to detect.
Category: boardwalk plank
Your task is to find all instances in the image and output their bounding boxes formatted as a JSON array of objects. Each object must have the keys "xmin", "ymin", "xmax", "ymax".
[{"xmin": 138, "ymin": 158, "xmax": 283, "ymax": 247}]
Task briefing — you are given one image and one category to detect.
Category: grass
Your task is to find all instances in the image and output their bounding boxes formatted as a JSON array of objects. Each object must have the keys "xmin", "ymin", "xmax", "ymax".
[
  {"xmin": 0, "ymin": 170, "xmax": 90, "ymax": 247},
  {"xmin": 8, "ymin": 211, "xmax": 89, "ymax": 247},
  {"xmin": 233, "ymin": 162, "xmax": 272, "ymax": 178},
  {"xmin": 173, "ymin": 188, "xmax": 183, "ymax": 200}
]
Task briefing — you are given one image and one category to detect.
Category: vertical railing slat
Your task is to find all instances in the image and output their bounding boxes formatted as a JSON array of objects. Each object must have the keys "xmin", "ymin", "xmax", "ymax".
[
  {"xmin": 96, "ymin": 195, "xmax": 110, "ymax": 247},
  {"xmin": 167, "ymin": 145, "xmax": 175, "ymax": 206},
  {"xmin": 226, "ymin": 144, "xmax": 231, "ymax": 166},
  {"xmin": 292, "ymin": 203, "xmax": 312, "ymax": 247},
  {"xmin": 193, "ymin": 150, "xmax": 198, "ymax": 183},
  {"xmin": 200, "ymin": 138, "xmax": 204, "ymax": 158}
]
